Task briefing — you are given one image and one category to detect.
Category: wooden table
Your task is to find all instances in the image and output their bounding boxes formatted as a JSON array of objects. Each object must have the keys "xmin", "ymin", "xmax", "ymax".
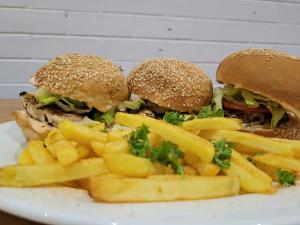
[{"xmin": 0, "ymin": 99, "xmax": 44, "ymax": 225}]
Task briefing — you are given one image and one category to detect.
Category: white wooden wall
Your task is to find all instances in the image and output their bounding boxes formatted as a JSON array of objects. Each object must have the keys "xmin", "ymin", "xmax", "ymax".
[{"xmin": 1, "ymin": 0, "xmax": 300, "ymax": 98}]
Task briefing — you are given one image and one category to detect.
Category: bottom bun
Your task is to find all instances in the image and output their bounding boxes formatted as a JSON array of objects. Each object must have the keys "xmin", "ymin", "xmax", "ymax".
[
  {"xmin": 242, "ymin": 126, "xmax": 300, "ymax": 140},
  {"xmin": 13, "ymin": 110, "xmax": 53, "ymax": 140}
]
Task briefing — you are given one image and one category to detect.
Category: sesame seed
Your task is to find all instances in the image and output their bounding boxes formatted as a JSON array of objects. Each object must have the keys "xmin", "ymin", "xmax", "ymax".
[{"xmin": 127, "ymin": 58, "xmax": 212, "ymax": 112}]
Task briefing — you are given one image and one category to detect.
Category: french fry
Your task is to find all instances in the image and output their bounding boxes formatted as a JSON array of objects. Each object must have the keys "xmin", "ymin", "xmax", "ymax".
[
  {"xmin": 115, "ymin": 113, "xmax": 215, "ymax": 163},
  {"xmin": 89, "ymin": 175, "xmax": 240, "ymax": 202},
  {"xmin": 0, "ymin": 158, "xmax": 108, "ymax": 187},
  {"xmin": 253, "ymin": 161, "xmax": 279, "ymax": 181},
  {"xmin": 50, "ymin": 140, "xmax": 79, "ymax": 166},
  {"xmin": 148, "ymin": 133, "xmax": 161, "ymax": 146},
  {"xmin": 199, "ymin": 129, "xmax": 293, "ymax": 156},
  {"xmin": 272, "ymin": 138, "xmax": 300, "ymax": 159},
  {"xmin": 253, "ymin": 153, "xmax": 300, "ymax": 172},
  {"xmin": 18, "ymin": 148, "xmax": 34, "ymax": 165},
  {"xmin": 91, "ymin": 140, "xmax": 130, "ymax": 157},
  {"xmin": 90, "ymin": 123, "xmax": 105, "ymax": 131},
  {"xmin": 76, "ymin": 144, "xmax": 92, "ymax": 159},
  {"xmin": 184, "ymin": 166, "xmax": 197, "ymax": 175},
  {"xmin": 181, "ymin": 118, "xmax": 242, "ymax": 131},
  {"xmin": 28, "ymin": 140, "xmax": 55, "ymax": 164},
  {"xmin": 197, "ymin": 162, "xmax": 220, "ymax": 176},
  {"xmin": 103, "ymin": 153, "xmax": 156, "ymax": 177},
  {"xmin": 44, "ymin": 129, "xmax": 65, "ymax": 156},
  {"xmin": 224, "ymin": 151, "xmax": 273, "ymax": 193},
  {"xmin": 184, "ymin": 152, "xmax": 220, "ymax": 176},
  {"xmin": 58, "ymin": 120, "xmax": 107, "ymax": 145},
  {"xmin": 105, "ymin": 140, "xmax": 130, "ymax": 154},
  {"xmin": 107, "ymin": 130, "xmax": 132, "ymax": 142},
  {"xmin": 90, "ymin": 141, "xmax": 105, "ymax": 156}
]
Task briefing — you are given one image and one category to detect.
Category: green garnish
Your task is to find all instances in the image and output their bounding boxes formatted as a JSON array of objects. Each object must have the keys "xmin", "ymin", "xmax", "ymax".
[
  {"xmin": 127, "ymin": 124, "xmax": 185, "ymax": 174},
  {"xmin": 163, "ymin": 112, "xmax": 194, "ymax": 125},
  {"xmin": 34, "ymin": 88, "xmax": 90, "ymax": 114},
  {"xmin": 277, "ymin": 169, "xmax": 296, "ymax": 187},
  {"xmin": 213, "ymin": 139, "xmax": 234, "ymax": 169},
  {"xmin": 150, "ymin": 141, "xmax": 185, "ymax": 175},
  {"xmin": 93, "ymin": 108, "xmax": 115, "ymax": 126},
  {"xmin": 217, "ymin": 85, "xmax": 286, "ymax": 128},
  {"xmin": 128, "ymin": 124, "xmax": 150, "ymax": 157},
  {"xmin": 35, "ymin": 89, "xmax": 60, "ymax": 105},
  {"xmin": 124, "ymin": 99, "xmax": 145, "ymax": 110},
  {"xmin": 198, "ymin": 105, "xmax": 224, "ymax": 119}
]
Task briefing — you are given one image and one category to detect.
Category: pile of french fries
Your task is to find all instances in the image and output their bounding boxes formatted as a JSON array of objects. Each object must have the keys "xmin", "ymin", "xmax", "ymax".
[{"xmin": 1, "ymin": 112, "xmax": 300, "ymax": 202}]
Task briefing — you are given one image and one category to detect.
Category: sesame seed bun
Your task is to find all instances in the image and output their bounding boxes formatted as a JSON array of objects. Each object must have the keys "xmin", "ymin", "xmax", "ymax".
[
  {"xmin": 30, "ymin": 53, "xmax": 129, "ymax": 112},
  {"xmin": 127, "ymin": 58, "xmax": 213, "ymax": 112},
  {"xmin": 217, "ymin": 49, "xmax": 300, "ymax": 120}
]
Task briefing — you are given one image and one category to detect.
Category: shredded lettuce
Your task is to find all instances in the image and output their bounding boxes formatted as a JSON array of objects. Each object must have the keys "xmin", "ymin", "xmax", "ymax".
[
  {"xmin": 218, "ymin": 85, "xmax": 286, "ymax": 128},
  {"xmin": 93, "ymin": 108, "xmax": 115, "ymax": 126},
  {"xmin": 118, "ymin": 99, "xmax": 145, "ymax": 111},
  {"xmin": 35, "ymin": 89, "xmax": 60, "ymax": 105},
  {"xmin": 241, "ymin": 90, "xmax": 259, "ymax": 108},
  {"xmin": 34, "ymin": 88, "xmax": 91, "ymax": 114},
  {"xmin": 124, "ymin": 99, "xmax": 145, "ymax": 110}
]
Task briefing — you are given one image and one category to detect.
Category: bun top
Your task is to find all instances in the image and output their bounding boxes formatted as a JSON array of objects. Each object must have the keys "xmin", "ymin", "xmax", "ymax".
[
  {"xmin": 217, "ymin": 49, "xmax": 300, "ymax": 120},
  {"xmin": 127, "ymin": 58, "xmax": 213, "ymax": 112},
  {"xmin": 31, "ymin": 53, "xmax": 128, "ymax": 112}
]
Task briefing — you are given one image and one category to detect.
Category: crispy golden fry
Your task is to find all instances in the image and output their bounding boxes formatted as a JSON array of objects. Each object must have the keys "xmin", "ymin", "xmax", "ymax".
[
  {"xmin": 28, "ymin": 140, "xmax": 55, "ymax": 164},
  {"xmin": 197, "ymin": 162, "xmax": 220, "ymax": 176},
  {"xmin": 90, "ymin": 123, "xmax": 105, "ymax": 131},
  {"xmin": 272, "ymin": 138, "xmax": 300, "ymax": 159},
  {"xmin": 184, "ymin": 152, "xmax": 220, "ymax": 176},
  {"xmin": 0, "ymin": 158, "xmax": 108, "ymax": 187},
  {"xmin": 51, "ymin": 140, "xmax": 79, "ymax": 166},
  {"xmin": 199, "ymin": 129, "xmax": 293, "ymax": 156},
  {"xmin": 253, "ymin": 161, "xmax": 279, "ymax": 181},
  {"xmin": 59, "ymin": 120, "xmax": 107, "ymax": 145},
  {"xmin": 181, "ymin": 118, "xmax": 242, "ymax": 131},
  {"xmin": 76, "ymin": 144, "xmax": 92, "ymax": 159},
  {"xmin": 148, "ymin": 133, "xmax": 161, "ymax": 146},
  {"xmin": 77, "ymin": 174, "xmax": 124, "ymax": 191},
  {"xmin": 253, "ymin": 153, "xmax": 300, "ymax": 172},
  {"xmin": 105, "ymin": 140, "xmax": 130, "ymax": 154},
  {"xmin": 90, "ymin": 141, "xmax": 105, "ymax": 157},
  {"xmin": 89, "ymin": 175, "xmax": 240, "ymax": 202},
  {"xmin": 107, "ymin": 130, "xmax": 132, "ymax": 142},
  {"xmin": 184, "ymin": 166, "xmax": 197, "ymax": 175},
  {"xmin": 44, "ymin": 129, "xmax": 65, "ymax": 155},
  {"xmin": 115, "ymin": 113, "xmax": 215, "ymax": 162},
  {"xmin": 18, "ymin": 148, "xmax": 34, "ymax": 165},
  {"xmin": 103, "ymin": 153, "xmax": 156, "ymax": 177},
  {"xmin": 91, "ymin": 140, "xmax": 129, "ymax": 157},
  {"xmin": 224, "ymin": 151, "xmax": 273, "ymax": 193}
]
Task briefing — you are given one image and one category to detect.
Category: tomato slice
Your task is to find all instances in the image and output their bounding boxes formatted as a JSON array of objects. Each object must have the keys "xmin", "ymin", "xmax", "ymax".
[{"xmin": 223, "ymin": 99, "xmax": 269, "ymax": 113}]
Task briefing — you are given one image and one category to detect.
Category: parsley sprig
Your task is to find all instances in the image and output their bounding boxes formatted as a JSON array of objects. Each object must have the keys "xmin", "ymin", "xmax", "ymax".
[
  {"xmin": 213, "ymin": 139, "xmax": 233, "ymax": 169},
  {"xmin": 277, "ymin": 169, "xmax": 296, "ymax": 187},
  {"xmin": 128, "ymin": 124, "xmax": 150, "ymax": 157},
  {"xmin": 128, "ymin": 124, "xmax": 185, "ymax": 174},
  {"xmin": 197, "ymin": 105, "xmax": 224, "ymax": 119},
  {"xmin": 151, "ymin": 141, "xmax": 185, "ymax": 175},
  {"xmin": 163, "ymin": 112, "xmax": 194, "ymax": 125}
]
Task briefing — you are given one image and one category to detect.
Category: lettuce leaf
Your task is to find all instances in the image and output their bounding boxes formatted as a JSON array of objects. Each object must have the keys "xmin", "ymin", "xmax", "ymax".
[
  {"xmin": 93, "ymin": 108, "xmax": 115, "ymax": 126},
  {"xmin": 35, "ymin": 89, "xmax": 60, "ymax": 105},
  {"xmin": 218, "ymin": 85, "xmax": 286, "ymax": 128},
  {"xmin": 34, "ymin": 88, "xmax": 91, "ymax": 114}
]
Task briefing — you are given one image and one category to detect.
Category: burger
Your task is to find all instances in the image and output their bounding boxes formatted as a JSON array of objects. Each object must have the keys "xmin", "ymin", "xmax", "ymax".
[
  {"xmin": 13, "ymin": 53, "xmax": 128, "ymax": 140},
  {"xmin": 125, "ymin": 58, "xmax": 213, "ymax": 119},
  {"xmin": 214, "ymin": 49, "xmax": 300, "ymax": 140}
]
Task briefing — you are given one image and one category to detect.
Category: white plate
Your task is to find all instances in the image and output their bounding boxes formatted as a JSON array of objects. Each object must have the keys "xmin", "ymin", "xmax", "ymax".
[{"xmin": 1, "ymin": 121, "xmax": 300, "ymax": 225}]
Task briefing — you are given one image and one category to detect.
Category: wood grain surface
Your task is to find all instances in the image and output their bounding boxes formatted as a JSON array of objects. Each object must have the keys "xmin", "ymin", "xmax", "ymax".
[{"xmin": 0, "ymin": 99, "xmax": 44, "ymax": 225}]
